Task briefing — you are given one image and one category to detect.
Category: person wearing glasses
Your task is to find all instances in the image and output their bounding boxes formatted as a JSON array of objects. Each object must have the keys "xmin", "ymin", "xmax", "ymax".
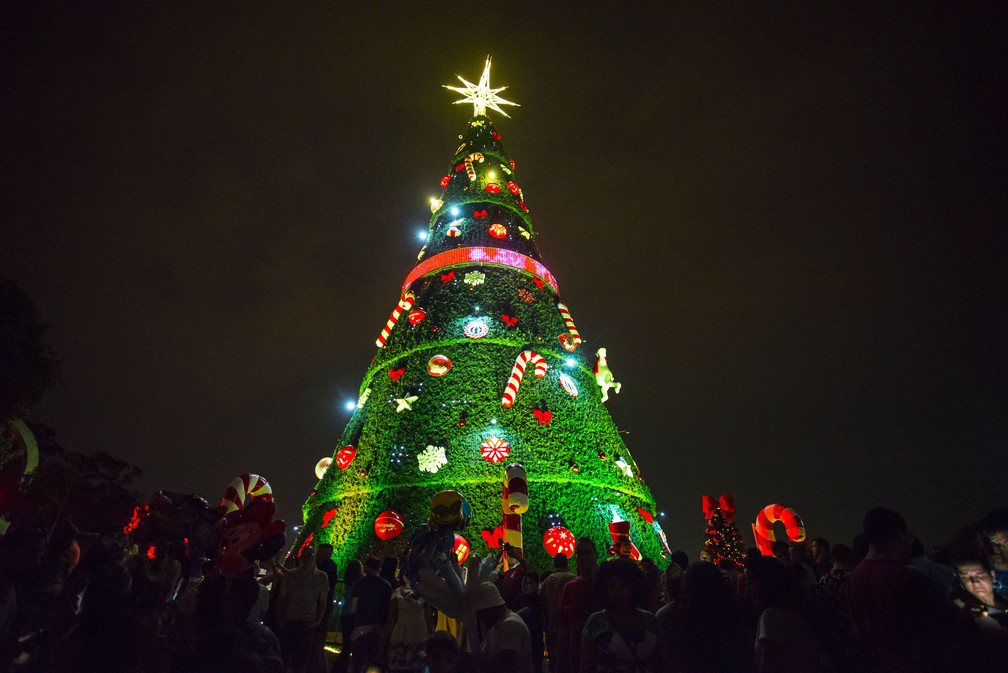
[{"xmin": 981, "ymin": 509, "xmax": 1008, "ymax": 603}]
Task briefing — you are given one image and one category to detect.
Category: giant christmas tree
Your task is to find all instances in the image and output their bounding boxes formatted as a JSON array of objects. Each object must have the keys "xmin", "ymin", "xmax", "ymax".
[{"xmin": 298, "ymin": 60, "xmax": 670, "ymax": 570}]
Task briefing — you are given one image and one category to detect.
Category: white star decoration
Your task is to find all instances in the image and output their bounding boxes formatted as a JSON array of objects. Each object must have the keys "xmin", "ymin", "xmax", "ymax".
[
  {"xmin": 444, "ymin": 57, "xmax": 520, "ymax": 118},
  {"xmin": 615, "ymin": 457, "xmax": 634, "ymax": 478},
  {"xmin": 395, "ymin": 394, "xmax": 418, "ymax": 412}
]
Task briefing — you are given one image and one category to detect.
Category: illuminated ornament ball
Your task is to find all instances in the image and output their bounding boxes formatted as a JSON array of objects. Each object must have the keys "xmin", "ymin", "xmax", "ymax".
[
  {"xmin": 453, "ymin": 534, "xmax": 471, "ymax": 563},
  {"xmin": 374, "ymin": 510, "xmax": 404, "ymax": 540},
  {"xmin": 485, "ymin": 183, "xmax": 501, "ymax": 194},
  {"xmin": 427, "ymin": 354, "xmax": 453, "ymax": 377},
  {"xmin": 464, "ymin": 320, "xmax": 490, "ymax": 339},
  {"xmin": 335, "ymin": 445, "xmax": 357, "ymax": 470},
  {"xmin": 480, "ymin": 437, "xmax": 510, "ymax": 463},
  {"xmin": 408, "ymin": 308, "xmax": 426, "ymax": 324},
  {"xmin": 488, "ymin": 223, "xmax": 508, "ymax": 239},
  {"xmin": 314, "ymin": 457, "xmax": 332, "ymax": 480},
  {"xmin": 558, "ymin": 373, "xmax": 579, "ymax": 397},
  {"xmin": 558, "ymin": 333, "xmax": 577, "ymax": 352},
  {"xmin": 543, "ymin": 525, "xmax": 577, "ymax": 557},
  {"xmin": 517, "ymin": 288, "xmax": 535, "ymax": 303}
]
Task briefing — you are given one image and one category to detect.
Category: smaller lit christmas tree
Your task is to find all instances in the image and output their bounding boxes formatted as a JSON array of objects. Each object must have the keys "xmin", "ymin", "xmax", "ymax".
[{"xmin": 701, "ymin": 494, "xmax": 746, "ymax": 567}]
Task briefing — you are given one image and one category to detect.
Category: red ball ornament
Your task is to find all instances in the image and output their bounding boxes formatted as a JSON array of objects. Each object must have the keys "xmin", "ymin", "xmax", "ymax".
[
  {"xmin": 375, "ymin": 510, "xmax": 404, "ymax": 540},
  {"xmin": 408, "ymin": 308, "xmax": 426, "ymax": 324},
  {"xmin": 335, "ymin": 445, "xmax": 357, "ymax": 470},
  {"xmin": 485, "ymin": 183, "xmax": 501, "ymax": 194},
  {"xmin": 440, "ymin": 175, "xmax": 451, "ymax": 188},
  {"xmin": 427, "ymin": 354, "xmax": 452, "ymax": 377},
  {"xmin": 543, "ymin": 526, "xmax": 576, "ymax": 557},
  {"xmin": 453, "ymin": 534, "xmax": 471, "ymax": 563},
  {"xmin": 488, "ymin": 223, "xmax": 508, "ymax": 239}
]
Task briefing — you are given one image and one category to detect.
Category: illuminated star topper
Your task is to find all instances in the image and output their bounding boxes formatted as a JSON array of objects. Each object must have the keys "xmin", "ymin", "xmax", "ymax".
[{"xmin": 444, "ymin": 57, "xmax": 519, "ymax": 118}]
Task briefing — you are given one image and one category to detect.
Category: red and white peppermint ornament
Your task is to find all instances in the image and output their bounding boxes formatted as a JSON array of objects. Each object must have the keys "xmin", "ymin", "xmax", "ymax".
[
  {"xmin": 408, "ymin": 308, "xmax": 426, "ymax": 324},
  {"xmin": 559, "ymin": 373, "xmax": 579, "ymax": 397},
  {"xmin": 480, "ymin": 437, "xmax": 510, "ymax": 463},
  {"xmin": 488, "ymin": 223, "xmax": 507, "ymax": 239},
  {"xmin": 485, "ymin": 183, "xmax": 501, "ymax": 194}
]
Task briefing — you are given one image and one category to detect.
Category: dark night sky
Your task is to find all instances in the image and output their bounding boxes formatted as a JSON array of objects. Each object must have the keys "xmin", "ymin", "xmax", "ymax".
[{"xmin": 2, "ymin": 4, "xmax": 1006, "ymax": 555}]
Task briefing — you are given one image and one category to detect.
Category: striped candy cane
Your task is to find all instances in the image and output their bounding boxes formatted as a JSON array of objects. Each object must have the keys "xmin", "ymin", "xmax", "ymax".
[
  {"xmin": 464, "ymin": 152, "xmax": 484, "ymax": 181},
  {"xmin": 502, "ymin": 463, "xmax": 528, "ymax": 570},
  {"xmin": 501, "ymin": 350, "xmax": 547, "ymax": 407},
  {"xmin": 375, "ymin": 291, "xmax": 416, "ymax": 348},
  {"xmin": 751, "ymin": 503, "xmax": 807, "ymax": 556},
  {"xmin": 556, "ymin": 302, "xmax": 583, "ymax": 347},
  {"xmin": 221, "ymin": 473, "xmax": 273, "ymax": 514}
]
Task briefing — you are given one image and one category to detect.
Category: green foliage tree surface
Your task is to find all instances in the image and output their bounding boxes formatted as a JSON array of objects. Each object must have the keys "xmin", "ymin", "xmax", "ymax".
[{"xmin": 298, "ymin": 114, "xmax": 670, "ymax": 570}]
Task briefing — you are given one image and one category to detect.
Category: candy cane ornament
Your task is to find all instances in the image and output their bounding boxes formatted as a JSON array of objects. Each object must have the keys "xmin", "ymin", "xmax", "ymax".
[
  {"xmin": 375, "ymin": 291, "xmax": 416, "ymax": 348},
  {"xmin": 751, "ymin": 503, "xmax": 807, "ymax": 556},
  {"xmin": 464, "ymin": 152, "xmax": 485, "ymax": 181},
  {"xmin": 502, "ymin": 463, "xmax": 528, "ymax": 569},
  {"xmin": 221, "ymin": 473, "xmax": 273, "ymax": 514},
  {"xmin": 556, "ymin": 302, "xmax": 583, "ymax": 348},
  {"xmin": 501, "ymin": 350, "xmax": 547, "ymax": 407}
]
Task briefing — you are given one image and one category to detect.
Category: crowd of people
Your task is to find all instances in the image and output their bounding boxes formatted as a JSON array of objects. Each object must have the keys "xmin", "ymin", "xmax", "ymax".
[{"xmin": 0, "ymin": 506, "xmax": 1005, "ymax": 672}]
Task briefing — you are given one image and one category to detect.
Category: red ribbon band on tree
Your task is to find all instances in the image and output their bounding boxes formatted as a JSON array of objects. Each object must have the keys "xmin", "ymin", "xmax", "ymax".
[
  {"xmin": 401, "ymin": 247, "xmax": 558, "ymax": 295},
  {"xmin": 702, "ymin": 494, "xmax": 736, "ymax": 521},
  {"xmin": 752, "ymin": 503, "xmax": 807, "ymax": 556}
]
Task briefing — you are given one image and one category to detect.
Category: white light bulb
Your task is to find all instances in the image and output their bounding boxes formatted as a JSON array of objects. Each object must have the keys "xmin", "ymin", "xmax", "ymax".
[
  {"xmin": 450, "ymin": 207, "xmax": 460, "ymax": 216},
  {"xmin": 565, "ymin": 358, "xmax": 576, "ymax": 367},
  {"xmin": 418, "ymin": 230, "xmax": 428, "ymax": 241},
  {"xmin": 344, "ymin": 401, "xmax": 356, "ymax": 411},
  {"xmin": 489, "ymin": 171, "xmax": 496, "ymax": 178}
]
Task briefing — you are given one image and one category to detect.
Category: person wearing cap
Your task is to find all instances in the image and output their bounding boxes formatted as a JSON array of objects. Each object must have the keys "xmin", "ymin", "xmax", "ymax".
[{"xmin": 459, "ymin": 581, "xmax": 532, "ymax": 673}]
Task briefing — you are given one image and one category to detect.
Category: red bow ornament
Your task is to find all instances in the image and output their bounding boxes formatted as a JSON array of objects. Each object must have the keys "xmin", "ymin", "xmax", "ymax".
[{"xmin": 702, "ymin": 494, "xmax": 736, "ymax": 521}]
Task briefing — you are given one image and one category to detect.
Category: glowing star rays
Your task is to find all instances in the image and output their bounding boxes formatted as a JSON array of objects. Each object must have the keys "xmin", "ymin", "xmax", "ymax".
[
  {"xmin": 395, "ymin": 394, "xmax": 419, "ymax": 412},
  {"xmin": 443, "ymin": 57, "xmax": 520, "ymax": 118},
  {"xmin": 417, "ymin": 445, "xmax": 448, "ymax": 473}
]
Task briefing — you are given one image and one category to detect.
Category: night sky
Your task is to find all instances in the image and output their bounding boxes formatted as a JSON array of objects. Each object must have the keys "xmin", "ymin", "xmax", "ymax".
[{"xmin": 2, "ymin": 4, "xmax": 1006, "ymax": 556}]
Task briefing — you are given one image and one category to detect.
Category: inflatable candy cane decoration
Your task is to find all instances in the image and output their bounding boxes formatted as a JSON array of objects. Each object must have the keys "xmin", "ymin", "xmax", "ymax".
[
  {"xmin": 751, "ymin": 503, "xmax": 807, "ymax": 556},
  {"xmin": 221, "ymin": 473, "xmax": 273, "ymax": 514},
  {"xmin": 501, "ymin": 350, "xmax": 547, "ymax": 407},
  {"xmin": 464, "ymin": 152, "xmax": 484, "ymax": 181},
  {"xmin": 502, "ymin": 463, "xmax": 528, "ymax": 569},
  {"xmin": 556, "ymin": 302, "xmax": 583, "ymax": 347},
  {"xmin": 375, "ymin": 291, "xmax": 416, "ymax": 348}
]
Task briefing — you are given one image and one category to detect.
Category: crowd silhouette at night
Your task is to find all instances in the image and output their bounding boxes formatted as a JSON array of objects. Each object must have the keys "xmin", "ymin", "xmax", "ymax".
[{"xmin": 0, "ymin": 505, "xmax": 1005, "ymax": 672}]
